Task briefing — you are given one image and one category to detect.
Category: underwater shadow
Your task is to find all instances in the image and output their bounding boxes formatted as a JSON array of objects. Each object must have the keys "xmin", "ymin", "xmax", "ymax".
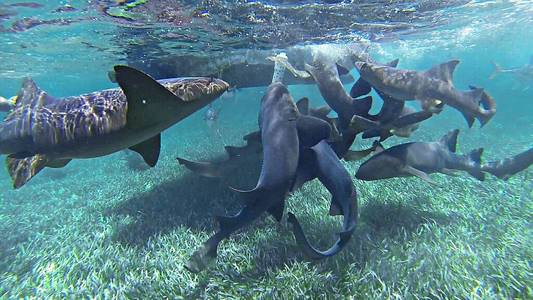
[
  {"xmin": 219, "ymin": 198, "xmax": 455, "ymax": 280},
  {"xmin": 105, "ymin": 162, "xmax": 260, "ymax": 247}
]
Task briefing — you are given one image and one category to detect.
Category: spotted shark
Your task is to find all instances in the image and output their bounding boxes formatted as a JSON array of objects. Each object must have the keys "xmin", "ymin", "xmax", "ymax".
[
  {"xmin": 1, "ymin": 66, "xmax": 229, "ymax": 188},
  {"xmin": 355, "ymin": 60, "xmax": 496, "ymax": 127},
  {"xmin": 481, "ymin": 147, "xmax": 533, "ymax": 180},
  {"xmin": 356, "ymin": 129, "xmax": 485, "ymax": 183},
  {"xmin": 186, "ymin": 83, "xmax": 332, "ymax": 272}
]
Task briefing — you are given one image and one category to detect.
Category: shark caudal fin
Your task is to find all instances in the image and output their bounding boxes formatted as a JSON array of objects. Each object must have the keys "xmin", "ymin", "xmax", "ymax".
[
  {"xmin": 439, "ymin": 129, "xmax": 460, "ymax": 153},
  {"xmin": 466, "ymin": 148, "xmax": 485, "ymax": 181},
  {"xmin": 461, "ymin": 87, "xmax": 485, "ymax": 127},
  {"xmin": 488, "ymin": 61, "xmax": 502, "ymax": 80},
  {"xmin": 425, "ymin": 60, "xmax": 460, "ymax": 85},
  {"xmin": 469, "ymin": 85, "xmax": 496, "ymax": 127},
  {"xmin": 177, "ymin": 157, "xmax": 222, "ymax": 178}
]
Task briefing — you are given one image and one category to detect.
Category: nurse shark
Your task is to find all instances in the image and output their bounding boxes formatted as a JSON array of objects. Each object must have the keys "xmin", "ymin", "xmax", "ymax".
[
  {"xmin": 355, "ymin": 60, "xmax": 496, "ymax": 127},
  {"xmin": 1, "ymin": 66, "xmax": 229, "ymax": 188},
  {"xmin": 356, "ymin": 129, "xmax": 485, "ymax": 183}
]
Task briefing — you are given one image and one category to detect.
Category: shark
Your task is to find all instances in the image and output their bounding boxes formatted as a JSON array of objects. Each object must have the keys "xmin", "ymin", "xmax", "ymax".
[
  {"xmin": 481, "ymin": 147, "xmax": 533, "ymax": 180},
  {"xmin": 489, "ymin": 57, "xmax": 533, "ymax": 83},
  {"xmin": 1, "ymin": 66, "xmax": 229, "ymax": 188},
  {"xmin": 185, "ymin": 83, "xmax": 332, "ymax": 272},
  {"xmin": 355, "ymin": 129, "xmax": 485, "ymax": 183},
  {"xmin": 354, "ymin": 60, "xmax": 496, "ymax": 127}
]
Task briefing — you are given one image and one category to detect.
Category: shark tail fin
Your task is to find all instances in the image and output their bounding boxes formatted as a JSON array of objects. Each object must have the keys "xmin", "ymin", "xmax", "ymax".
[
  {"xmin": 466, "ymin": 148, "xmax": 485, "ymax": 181},
  {"xmin": 489, "ymin": 61, "xmax": 501, "ymax": 80},
  {"xmin": 468, "ymin": 85, "xmax": 496, "ymax": 127},
  {"xmin": 439, "ymin": 129, "xmax": 459, "ymax": 153},
  {"xmin": 349, "ymin": 78, "xmax": 372, "ymax": 98},
  {"xmin": 461, "ymin": 87, "xmax": 485, "ymax": 127}
]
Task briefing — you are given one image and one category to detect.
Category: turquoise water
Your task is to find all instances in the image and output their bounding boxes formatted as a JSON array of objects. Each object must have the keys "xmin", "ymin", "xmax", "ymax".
[{"xmin": 0, "ymin": 1, "xmax": 532, "ymax": 298}]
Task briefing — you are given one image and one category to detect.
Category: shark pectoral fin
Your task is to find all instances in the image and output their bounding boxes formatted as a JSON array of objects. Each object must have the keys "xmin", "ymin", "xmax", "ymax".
[
  {"xmin": 296, "ymin": 115, "xmax": 332, "ymax": 148},
  {"xmin": 349, "ymin": 78, "xmax": 372, "ymax": 98},
  {"xmin": 440, "ymin": 168, "xmax": 459, "ymax": 176},
  {"xmin": 113, "ymin": 65, "xmax": 185, "ymax": 129},
  {"xmin": 176, "ymin": 157, "xmax": 222, "ymax": 178},
  {"xmin": 403, "ymin": 165, "xmax": 436, "ymax": 185},
  {"xmin": 329, "ymin": 201, "xmax": 342, "ymax": 216},
  {"xmin": 129, "ymin": 134, "xmax": 161, "ymax": 167},
  {"xmin": 46, "ymin": 159, "xmax": 71, "ymax": 168},
  {"xmin": 6, "ymin": 154, "xmax": 49, "ymax": 189},
  {"xmin": 268, "ymin": 200, "xmax": 285, "ymax": 222},
  {"xmin": 296, "ymin": 97, "xmax": 310, "ymax": 115},
  {"xmin": 425, "ymin": 60, "xmax": 459, "ymax": 84}
]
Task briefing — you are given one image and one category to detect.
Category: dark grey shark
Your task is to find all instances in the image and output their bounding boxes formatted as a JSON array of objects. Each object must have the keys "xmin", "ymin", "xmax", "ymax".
[
  {"xmin": 288, "ymin": 140, "xmax": 358, "ymax": 259},
  {"xmin": 481, "ymin": 147, "xmax": 533, "ymax": 180},
  {"xmin": 186, "ymin": 83, "xmax": 331, "ymax": 272},
  {"xmin": 1, "ymin": 66, "xmax": 229, "ymax": 188},
  {"xmin": 355, "ymin": 60, "xmax": 496, "ymax": 127},
  {"xmin": 356, "ymin": 129, "xmax": 485, "ymax": 183}
]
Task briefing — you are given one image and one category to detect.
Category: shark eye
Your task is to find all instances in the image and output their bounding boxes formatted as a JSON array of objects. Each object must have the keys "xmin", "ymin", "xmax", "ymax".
[{"xmin": 142, "ymin": 99, "xmax": 147, "ymax": 104}]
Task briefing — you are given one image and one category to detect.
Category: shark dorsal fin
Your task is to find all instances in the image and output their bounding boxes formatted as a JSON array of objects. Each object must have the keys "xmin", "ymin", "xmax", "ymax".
[
  {"xmin": 385, "ymin": 58, "xmax": 399, "ymax": 67},
  {"xmin": 113, "ymin": 65, "xmax": 186, "ymax": 130},
  {"xmin": 14, "ymin": 78, "xmax": 57, "ymax": 109},
  {"xmin": 439, "ymin": 129, "xmax": 460, "ymax": 153},
  {"xmin": 425, "ymin": 60, "xmax": 460, "ymax": 84}
]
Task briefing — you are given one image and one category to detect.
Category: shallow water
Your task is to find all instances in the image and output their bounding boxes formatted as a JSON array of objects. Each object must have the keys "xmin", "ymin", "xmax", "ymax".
[{"xmin": 0, "ymin": 0, "xmax": 532, "ymax": 298}]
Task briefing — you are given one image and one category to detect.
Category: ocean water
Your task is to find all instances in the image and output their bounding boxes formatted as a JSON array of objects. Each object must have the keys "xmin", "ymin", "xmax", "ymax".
[{"xmin": 0, "ymin": 0, "xmax": 532, "ymax": 298}]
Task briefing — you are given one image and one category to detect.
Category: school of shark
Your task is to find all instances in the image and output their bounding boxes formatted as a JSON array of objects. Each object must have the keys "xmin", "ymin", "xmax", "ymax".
[{"xmin": 0, "ymin": 43, "xmax": 531, "ymax": 273}]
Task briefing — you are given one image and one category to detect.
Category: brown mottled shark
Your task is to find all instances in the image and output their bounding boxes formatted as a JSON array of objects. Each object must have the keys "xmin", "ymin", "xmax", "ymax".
[
  {"xmin": 356, "ymin": 129, "xmax": 485, "ymax": 183},
  {"xmin": 185, "ymin": 83, "xmax": 333, "ymax": 272},
  {"xmin": 1, "ymin": 66, "xmax": 229, "ymax": 188},
  {"xmin": 355, "ymin": 60, "xmax": 496, "ymax": 127}
]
